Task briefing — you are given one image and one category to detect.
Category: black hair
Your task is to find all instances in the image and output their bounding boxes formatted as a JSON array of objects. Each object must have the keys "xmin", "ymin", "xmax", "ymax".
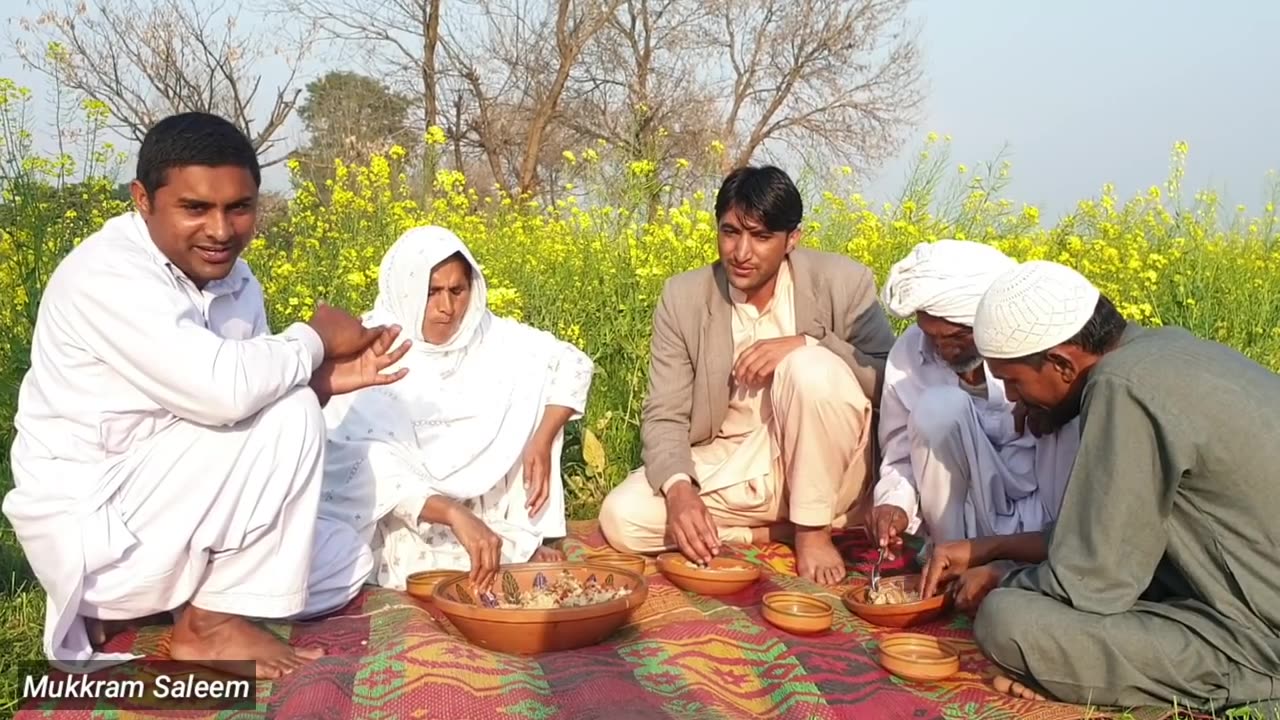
[
  {"xmin": 439, "ymin": 251, "xmax": 473, "ymax": 279},
  {"xmin": 1067, "ymin": 294, "xmax": 1128, "ymax": 354},
  {"xmin": 135, "ymin": 112, "xmax": 261, "ymax": 197},
  {"xmin": 714, "ymin": 165, "xmax": 803, "ymax": 233},
  {"xmin": 1022, "ymin": 294, "xmax": 1127, "ymax": 365}
]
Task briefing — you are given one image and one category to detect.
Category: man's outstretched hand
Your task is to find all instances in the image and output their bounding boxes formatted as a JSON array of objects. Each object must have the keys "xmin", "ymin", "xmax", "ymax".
[{"xmin": 310, "ymin": 325, "xmax": 410, "ymax": 404}]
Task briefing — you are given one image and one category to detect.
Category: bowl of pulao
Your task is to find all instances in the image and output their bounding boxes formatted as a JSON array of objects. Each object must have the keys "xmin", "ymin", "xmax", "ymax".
[
  {"xmin": 431, "ymin": 561, "xmax": 649, "ymax": 654},
  {"xmin": 841, "ymin": 573, "xmax": 949, "ymax": 628}
]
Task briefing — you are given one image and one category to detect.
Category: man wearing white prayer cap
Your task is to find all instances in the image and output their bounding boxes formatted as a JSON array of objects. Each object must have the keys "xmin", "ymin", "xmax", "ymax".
[
  {"xmin": 921, "ymin": 260, "xmax": 1280, "ymax": 714},
  {"xmin": 869, "ymin": 241, "xmax": 1081, "ymax": 611}
]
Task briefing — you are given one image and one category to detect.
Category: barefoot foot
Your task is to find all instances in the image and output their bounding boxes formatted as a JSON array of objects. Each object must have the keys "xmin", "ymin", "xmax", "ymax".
[
  {"xmin": 169, "ymin": 606, "xmax": 323, "ymax": 680},
  {"xmin": 992, "ymin": 672, "xmax": 1047, "ymax": 701},
  {"xmin": 794, "ymin": 526, "xmax": 847, "ymax": 585},
  {"xmin": 531, "ymin": 545, "xmax": 565, "ymax": 562}
]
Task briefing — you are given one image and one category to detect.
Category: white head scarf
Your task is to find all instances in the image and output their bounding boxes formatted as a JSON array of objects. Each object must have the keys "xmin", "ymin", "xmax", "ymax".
[
  {"xmin": 323, "ymin": 226, "xmax": 559, "ymax": 502},
  {"xmin": 367, "ymin": 225, "xmax": 492, "ymax": 377},
  {"xmin": 882, "ymin": 239, "xmax": 1018, "ymax": 327},
  {"xmin": 973, "ymin": 260, "xmax": 1101, "ymax": 359}
]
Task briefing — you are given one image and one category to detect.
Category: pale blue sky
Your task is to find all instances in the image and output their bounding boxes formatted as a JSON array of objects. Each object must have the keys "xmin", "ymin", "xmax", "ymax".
[{"xmin": 3, "ymin": 0, "xmax": 1277, "ymax": 220}]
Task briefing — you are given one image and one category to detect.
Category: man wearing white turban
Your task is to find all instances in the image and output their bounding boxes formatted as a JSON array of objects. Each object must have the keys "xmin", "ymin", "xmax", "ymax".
[
  {"xmin": 869, "ymin": 240, "xmax": 1080, "ymax": 611},
  {"xmin": 317, "ymin": 226, "xmax": 595, "ymax": 594},
  {"xmin": 923, "ymin": 260, "xmax": 1280, "ymax": 714}
]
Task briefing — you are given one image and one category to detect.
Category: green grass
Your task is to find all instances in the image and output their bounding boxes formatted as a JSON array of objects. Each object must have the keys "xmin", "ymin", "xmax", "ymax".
[{"xmin": 0, "ymin": 471, "xmax": 45, "ymax": 718}]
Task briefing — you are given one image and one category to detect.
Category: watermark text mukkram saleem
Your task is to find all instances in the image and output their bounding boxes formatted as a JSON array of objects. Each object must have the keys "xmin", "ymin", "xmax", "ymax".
[{"xmin": 24, "ymin": 672, "xmax": 253, "ymax": 700}]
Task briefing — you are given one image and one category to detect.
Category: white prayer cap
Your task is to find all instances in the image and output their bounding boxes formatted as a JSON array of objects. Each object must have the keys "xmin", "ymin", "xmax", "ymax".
[
  {"xmin": 973, "ymin": 260, "xmax": 1101, "ymax": 359},
  {"xmin": 881, "ymin": 239, "xmax": 1018, "ymax": 327}
]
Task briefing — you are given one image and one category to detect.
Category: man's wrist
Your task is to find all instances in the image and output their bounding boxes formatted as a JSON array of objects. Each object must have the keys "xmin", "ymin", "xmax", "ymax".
[
  {"xmin": 972, "ymin": 535, "xmax": 1005, "ymax": 566},
  {"xmin": 661, "ymin": 475, "xmax": 697, "ymax": 497}
]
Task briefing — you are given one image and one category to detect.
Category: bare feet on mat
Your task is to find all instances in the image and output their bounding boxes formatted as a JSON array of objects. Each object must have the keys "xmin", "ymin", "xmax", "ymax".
[
  {"xmin": 992, "ymin": 672, "xmax": 1047, "ymax": 701},
  {"xmin": 169, "ymin": 606, "xmax": 324, "ymax": 680},
  {"xmin": 794, "ymin": 526, "xmax": 847, "ymax": 585},
  {"xmin": 531, "ymin": 545, "xmax": 565, "ymax": 562},
  {"xmin": 87, "ymin": 612, "xmax": 173, "ymax": 649}
]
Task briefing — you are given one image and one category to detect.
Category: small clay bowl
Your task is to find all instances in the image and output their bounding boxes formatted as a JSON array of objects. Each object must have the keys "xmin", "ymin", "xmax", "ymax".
[
  {"xmin": 656, "ymin": 553, "xmax": 760, "ymax": 595},
  {"xmin": 584, "ymin": 551, "xmax": 647, "ymax": 575},
  {"xmin": 761, "ymin": 592, "xmax": 833, "ymax": 635},
  {"xmin": 406, "ymin": 570, "xmax": 463, "ymax": 602},
  {"xmin": 877, "ymin": 633, "xmax": 960, "ymax": 682},
  {"xmin": 842, "ymin": 574, "xmax": 949, "ymax": 628}
]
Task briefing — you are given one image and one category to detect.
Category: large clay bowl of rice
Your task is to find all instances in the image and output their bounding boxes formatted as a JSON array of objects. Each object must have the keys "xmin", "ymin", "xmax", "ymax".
[{"xmin": 432, "ymin": 561, "xmax": 649, "ymax": 654}]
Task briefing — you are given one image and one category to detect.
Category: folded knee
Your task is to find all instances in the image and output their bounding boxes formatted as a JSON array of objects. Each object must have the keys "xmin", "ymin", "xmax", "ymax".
[
  {"xmin": 908, "ymin": 386, "xmax": 975, "ymax": 445},
  {"xmin": 773, "ymin": 345, "xmax": 863, "ymax": 402},
  {"xmin": 974, "ymin": 587, "xmax": 1036, "ymax": 672},
  {"xmin": 256, "ymin": 386, "xmax": 325, "ymax": 454},
  {"xmin": 598, "ymin": 484, "xmax": 656, "ymax": 554}
]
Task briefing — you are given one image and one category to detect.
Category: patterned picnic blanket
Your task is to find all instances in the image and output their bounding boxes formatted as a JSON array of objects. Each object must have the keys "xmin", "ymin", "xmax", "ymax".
[{"xmin": 14, "ymin": 521, "xmax": 1194, "ymax": 720}]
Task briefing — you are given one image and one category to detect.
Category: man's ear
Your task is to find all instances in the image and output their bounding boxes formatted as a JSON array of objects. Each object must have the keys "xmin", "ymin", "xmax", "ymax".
[
  {"xmin": 1046, "ymin": 347, "xmax": 1078, "ymax": 384},
  {"xmin": 129, "ymin": 179, "xmax": 151, "ymax": 214},
  {"xmin": 786, "ymin": 228, "xmax": 801, "ymax": 253}
]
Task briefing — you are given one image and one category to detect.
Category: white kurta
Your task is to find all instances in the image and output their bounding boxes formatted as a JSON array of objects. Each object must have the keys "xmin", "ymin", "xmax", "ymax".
[
  {"xmin": 317, "ymin": 226, "xmax": 594, "ymax": 592},
  {"xmin": 3, "ymin": 212, "xmax": 362, "ymax": 672},
  {"xmin": 873, "ymin": 324, "xmax": 1081, "ymax": 541}
]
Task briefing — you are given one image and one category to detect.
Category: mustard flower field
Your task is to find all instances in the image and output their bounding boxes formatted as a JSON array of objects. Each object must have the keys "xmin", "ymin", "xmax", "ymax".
[{"xmin": 2, "ymin": 80, "xmax": 1280, "ymax": 710}]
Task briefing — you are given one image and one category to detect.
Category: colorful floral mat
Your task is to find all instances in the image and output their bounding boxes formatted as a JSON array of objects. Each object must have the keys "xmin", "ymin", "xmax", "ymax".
[{"xmin": 14, "ymin": 521, "xmax": 1200, "ymax": 719}]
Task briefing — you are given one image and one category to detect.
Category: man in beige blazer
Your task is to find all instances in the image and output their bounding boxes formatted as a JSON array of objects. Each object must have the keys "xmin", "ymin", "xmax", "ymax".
[{"xmin": 599, "ymin": 165, "xmax": 897, "ymax": 584}]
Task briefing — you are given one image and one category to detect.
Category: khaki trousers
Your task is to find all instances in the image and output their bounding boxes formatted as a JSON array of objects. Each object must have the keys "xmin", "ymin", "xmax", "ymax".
[{"xmin": 600, "ymin": 346, "xmax": 873, "ymax": 553}]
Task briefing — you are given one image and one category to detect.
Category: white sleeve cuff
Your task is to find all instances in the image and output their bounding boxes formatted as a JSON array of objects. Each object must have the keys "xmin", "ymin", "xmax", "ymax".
[{"xmin": 283, "ymin": 322, "xmax": 325, "ymax": 371}]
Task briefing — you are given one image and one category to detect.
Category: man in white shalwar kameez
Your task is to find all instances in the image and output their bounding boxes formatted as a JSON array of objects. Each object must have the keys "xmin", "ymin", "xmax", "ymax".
[
  {"xmin": 868, "ymin": 240, "xmax": 1081, "ymax": 609},
  {"xmin": 319, "ymin": 226, "xmax": 595, "ymax": 594},
  {"xmin": 3, "ymin": 112, "xmax": 409, "ymax": 680}
]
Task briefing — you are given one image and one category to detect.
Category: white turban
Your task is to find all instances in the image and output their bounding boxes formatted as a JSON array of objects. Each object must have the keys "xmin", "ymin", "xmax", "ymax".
[
  {"xmin": 881, "ymin": 239, "xmax": 1018, "ymax": 327},
  {"xmin": 973, "ymin": 260, "xmax": 1101, "ymax": 359}
]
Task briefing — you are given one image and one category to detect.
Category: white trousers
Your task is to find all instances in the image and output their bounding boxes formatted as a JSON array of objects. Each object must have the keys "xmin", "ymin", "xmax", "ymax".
[
  {"xmin": 908, "ymin": 386, "xmax": 1079, "ymax": 543},
  {"xmin": 79, "ymin": 387, "xmax": 372, "ymax": 622}
]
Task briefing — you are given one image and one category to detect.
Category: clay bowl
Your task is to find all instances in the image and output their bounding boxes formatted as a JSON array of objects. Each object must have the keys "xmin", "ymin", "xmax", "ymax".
[
  {"xmin": 841, "ymin": 573, "xmax": 949, "ymax": 628},
  {"xmin": 406, "ymin": 570, "xmax": 463, "ymax": 602},
  {"xmin": 583, "ymin": 551, "xmax": 647, "ymax": 576},
  {"xmin": 877, "ymin": 632, "xmax": 960, "ymax": 682},
  {"xmin": 431, "ymin": 561, "xmax": 648, "ymax": 655},
  {"xmin": 656, "ymin": 553, "xmax": 760, "ymax": 595},
  {"xmin": 761, "ymin": 591, "xmax": 833, "ymax": 635}
]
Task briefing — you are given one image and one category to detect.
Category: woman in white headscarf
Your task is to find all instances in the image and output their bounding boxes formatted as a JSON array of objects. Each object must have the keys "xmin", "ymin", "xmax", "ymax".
[{"xmin": 318, "ymin": 226, "xmax": 594, "ymax": 593}]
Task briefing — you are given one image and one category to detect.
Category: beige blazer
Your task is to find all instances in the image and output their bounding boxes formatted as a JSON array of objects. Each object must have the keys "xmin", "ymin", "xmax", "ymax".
[{"xmin": 639, "ymin": 247, "xmax": 897, "ymax": 493}]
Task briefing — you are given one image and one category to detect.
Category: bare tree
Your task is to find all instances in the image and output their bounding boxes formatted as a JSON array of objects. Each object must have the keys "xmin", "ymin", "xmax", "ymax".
[
  {"xmin": 13, "ymin": 0, "xmax": 315, "ymax": 167},
  {"xmin": 443, "ymin": 0, "xmax": 626, "ymax": 196},
  {"xmin": 706, "ymin": 0, "xmax": 923, "ymax": 173},
  {"xmin": 278, "ymin": 0, "xmax": 443, "ymax": 130},
  {"xmin": 564, "ymin": 0, "xmax": 717, "ymax": 169}
]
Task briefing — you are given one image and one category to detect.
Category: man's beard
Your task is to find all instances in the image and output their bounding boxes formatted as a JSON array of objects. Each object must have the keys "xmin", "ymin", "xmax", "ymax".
[{"xmin": 947, "ymin": 355, "xmax": 983, "ymax": 374}]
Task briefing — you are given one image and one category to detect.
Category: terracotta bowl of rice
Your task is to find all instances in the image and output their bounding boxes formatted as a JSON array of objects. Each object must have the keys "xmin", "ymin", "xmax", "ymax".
[
  {"xmin": 432, "ymin": 561, "xmax": 649, "ymax": 654},
  {"xmin": 841, "ymin": 573, "xmax": 949, "ymax": 628}
]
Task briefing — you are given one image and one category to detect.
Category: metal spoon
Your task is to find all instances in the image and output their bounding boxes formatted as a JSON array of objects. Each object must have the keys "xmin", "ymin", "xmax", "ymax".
[{"xmin": 870, "ymin": 546, "xmax": 886, "ymax": 592}]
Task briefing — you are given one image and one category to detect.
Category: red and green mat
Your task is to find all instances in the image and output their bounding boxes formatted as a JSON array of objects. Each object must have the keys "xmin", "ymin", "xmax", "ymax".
[{"xmin": 14, "ymin": 521, "xmax": 1195, "ymax": 719}]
